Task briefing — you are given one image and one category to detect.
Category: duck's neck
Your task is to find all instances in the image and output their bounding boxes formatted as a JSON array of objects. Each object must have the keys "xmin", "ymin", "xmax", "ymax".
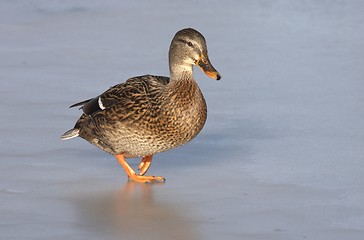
[
  {"xmin": 168, "ymin": 43, "xmax": 195, "ymax": 82},
  {"xmin": 169, "ymin": 63, "xmax": 194, "ymax": 82}
]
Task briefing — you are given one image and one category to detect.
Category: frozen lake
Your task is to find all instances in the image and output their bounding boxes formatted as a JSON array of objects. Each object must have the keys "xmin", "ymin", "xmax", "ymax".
[{"xmin": 1, "ymin": 0, "xmax": 364, "ymax": 239}]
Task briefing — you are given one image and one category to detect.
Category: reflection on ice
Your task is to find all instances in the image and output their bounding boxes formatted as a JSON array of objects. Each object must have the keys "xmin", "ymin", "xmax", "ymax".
[{"xmin": 75, "ymin": 182, "xmax": 200, "ymax": 240}]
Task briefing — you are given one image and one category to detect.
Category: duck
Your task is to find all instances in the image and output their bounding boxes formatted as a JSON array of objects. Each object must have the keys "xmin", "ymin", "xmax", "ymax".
[{"xmin": 61, "ymin": 28, "xmax": 221, "ymax": 183}]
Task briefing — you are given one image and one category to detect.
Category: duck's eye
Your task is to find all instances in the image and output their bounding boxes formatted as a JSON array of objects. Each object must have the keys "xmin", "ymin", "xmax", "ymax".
[{"xmin": 187, "ymin": 41, "xmax": 193, "ymax": 47}]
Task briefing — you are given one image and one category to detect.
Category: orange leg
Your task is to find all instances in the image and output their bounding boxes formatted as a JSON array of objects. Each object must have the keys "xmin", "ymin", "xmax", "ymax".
[
  {"xmin": 115, "ymin": 154, "xmax": 165, "ymax": 183},
  {"xmin": 138, "ymin": 155, "xmax": 153, "ymax": 176}
]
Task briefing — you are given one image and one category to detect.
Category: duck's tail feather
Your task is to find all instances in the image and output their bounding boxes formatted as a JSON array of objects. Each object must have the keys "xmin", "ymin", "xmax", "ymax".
[
  {"xmin": 60, "ymin": 128, "xmax": 80, "ymax": 140},
  {"xmin": 69, "ymin": 98, "xmax": 93, "ymax": 108}
]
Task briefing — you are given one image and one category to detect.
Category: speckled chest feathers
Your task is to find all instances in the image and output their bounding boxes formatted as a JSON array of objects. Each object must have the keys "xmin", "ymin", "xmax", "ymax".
[{"xmin": 75, "ymin": 75, "xmax": 207, "ymax": 158}]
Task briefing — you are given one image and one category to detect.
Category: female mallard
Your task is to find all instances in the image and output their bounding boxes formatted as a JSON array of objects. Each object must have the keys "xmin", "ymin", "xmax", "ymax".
[{"xmin": 61, "ymin": 28, "xmax": 221, "ymax": 183}]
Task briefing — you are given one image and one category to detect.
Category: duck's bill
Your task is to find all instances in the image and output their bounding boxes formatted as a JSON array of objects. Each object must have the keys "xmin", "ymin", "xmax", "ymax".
[{"xmin": 196, "ymin": 55, "xmax": 221, "ymax": 80}]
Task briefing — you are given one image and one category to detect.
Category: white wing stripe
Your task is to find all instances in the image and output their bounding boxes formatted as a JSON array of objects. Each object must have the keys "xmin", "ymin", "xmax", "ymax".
[{"xmin": 98, "ymin": 97, "xmax": 106, "ymax": 110}]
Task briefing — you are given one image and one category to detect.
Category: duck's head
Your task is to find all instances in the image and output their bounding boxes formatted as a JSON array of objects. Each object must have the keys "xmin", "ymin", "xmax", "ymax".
[{"xmin": 169, "ymin": 28, "xmax": 221, "ymax": 80}]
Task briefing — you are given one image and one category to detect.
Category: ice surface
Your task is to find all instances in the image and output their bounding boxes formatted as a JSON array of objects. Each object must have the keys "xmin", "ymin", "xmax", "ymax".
[{"xmin": 1, "ymin": 0, "xmax": 364, "ymax": 239}]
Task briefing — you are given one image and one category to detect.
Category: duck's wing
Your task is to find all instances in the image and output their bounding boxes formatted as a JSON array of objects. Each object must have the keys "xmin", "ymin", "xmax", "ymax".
[{"xmin": 70, "ymin": 75, "xmax": 170, "ymax": 116}]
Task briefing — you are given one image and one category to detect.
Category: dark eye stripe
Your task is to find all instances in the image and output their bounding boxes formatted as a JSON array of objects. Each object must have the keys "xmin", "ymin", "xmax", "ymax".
[{"xmin": 178, "ymin": 39, "xmax": 193, "ymax": 47}]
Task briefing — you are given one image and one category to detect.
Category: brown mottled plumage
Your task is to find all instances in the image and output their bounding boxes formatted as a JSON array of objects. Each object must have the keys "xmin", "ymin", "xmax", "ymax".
[{"xmin": 61, "ymin": 28, "xmax": 221, "ymax": 183}]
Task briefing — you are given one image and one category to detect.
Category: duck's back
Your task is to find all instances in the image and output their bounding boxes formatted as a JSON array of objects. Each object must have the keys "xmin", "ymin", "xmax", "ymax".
[{"xmin": 73, "ymin": 74, "xmax": 207, "ymax": 158}]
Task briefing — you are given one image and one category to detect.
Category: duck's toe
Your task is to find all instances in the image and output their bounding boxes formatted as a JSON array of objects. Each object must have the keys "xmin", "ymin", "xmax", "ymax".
[
  {"xmin": 138, "ymin": 155, "xmax": 153, "ymax": 176},
  {"xmin": 128, "ymin": 174, "xmax": 165, "ymax": 184}
]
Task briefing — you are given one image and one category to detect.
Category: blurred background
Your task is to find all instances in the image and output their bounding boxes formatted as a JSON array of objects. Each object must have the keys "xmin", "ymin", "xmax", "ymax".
[{"xmin": 1, "ymin": 1, "xmax": 363, "ymax": 239}]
